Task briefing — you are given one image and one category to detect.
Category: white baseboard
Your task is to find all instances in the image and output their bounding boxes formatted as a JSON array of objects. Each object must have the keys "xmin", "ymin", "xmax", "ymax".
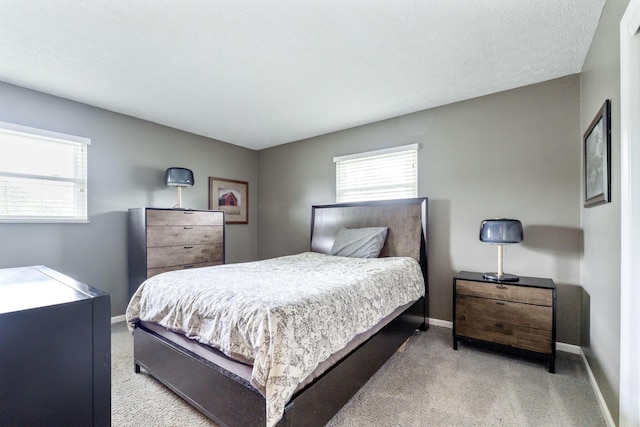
[
  {"xmin": 111, "ymin": 314, "xmax": 126, "ymax": 324},
  {"xmin": 556, "ymin": 341, "xmax": 581, "ymax": 355},
  {"xmin": 428, "ymin": 317, "xmax": 453, "ymax": 328},
  {"xmin": 579, "ymin": 348, "xmax": 616, "ymax": 427},
  {"xmin": 428, "ymin": 317, "xmax": 614, "ymax": 426}
]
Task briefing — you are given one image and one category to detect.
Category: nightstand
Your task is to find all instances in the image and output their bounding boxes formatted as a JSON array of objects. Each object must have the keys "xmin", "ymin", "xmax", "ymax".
[{"xmin": 452, "ymin": 271, "xmax": 556, "ymax": 372}]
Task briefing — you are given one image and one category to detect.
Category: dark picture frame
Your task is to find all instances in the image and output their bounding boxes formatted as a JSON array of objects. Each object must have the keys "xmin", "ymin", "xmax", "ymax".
[
  {"xmin": 208, "ymin": 177, "xmax": 248, "ymax": 224},
  {"xmin": 583, "ymin": 99, "xmax": 611, "ymax": 208}
]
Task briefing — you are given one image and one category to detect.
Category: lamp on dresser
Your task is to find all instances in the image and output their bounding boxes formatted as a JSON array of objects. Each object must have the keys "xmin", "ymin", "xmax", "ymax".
[
  {"xmin": 165, "ymin": 167, "xmax": 194, "ymax": 208},
  {"xmin": 479, "ymin": 218, "xmax": 523, "ymax": 282}
]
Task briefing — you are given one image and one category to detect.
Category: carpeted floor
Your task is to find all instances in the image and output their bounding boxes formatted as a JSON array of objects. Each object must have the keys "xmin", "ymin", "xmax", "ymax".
[{"xmin": 111, "ymin": 322, "xmax": 606, "ymax": 426}]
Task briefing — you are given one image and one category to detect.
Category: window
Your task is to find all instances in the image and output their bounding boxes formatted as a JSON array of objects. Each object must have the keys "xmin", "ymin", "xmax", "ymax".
[
  {"xmin": 0, "ymin": 121, "xmax": 90, "ymax": 223},
  {"xmin": 334, "ymin": 143, "xmax": 418, "ymax": 203}
]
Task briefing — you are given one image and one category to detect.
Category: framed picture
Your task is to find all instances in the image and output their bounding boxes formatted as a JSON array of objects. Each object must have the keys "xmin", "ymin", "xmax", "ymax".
[
  {"xmin": 583, "ymin": 99, "xmax": 611, "ymax": 208},
  {"xmin": 208, "ymin": 177, "xmax": 248, "ymax": 224}
]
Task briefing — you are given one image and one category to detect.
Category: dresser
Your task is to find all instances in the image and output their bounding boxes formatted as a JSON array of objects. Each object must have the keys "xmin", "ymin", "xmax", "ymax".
[
  {"xmin": 0, "ymin": 266, "xmax": 110, "ymax": 426},
  {"xmin": 453, "ymin": 271, "xmax": 556, "ymax": 372},
  {"xmin": 128, "ymin": 208, "xmax": 225, "ymax": 297}
]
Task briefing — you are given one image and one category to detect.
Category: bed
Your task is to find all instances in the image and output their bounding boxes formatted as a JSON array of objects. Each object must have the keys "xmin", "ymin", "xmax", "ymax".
[{"xmin": 126, "ymin": 197, "xmax": 429, "ymax": 427}]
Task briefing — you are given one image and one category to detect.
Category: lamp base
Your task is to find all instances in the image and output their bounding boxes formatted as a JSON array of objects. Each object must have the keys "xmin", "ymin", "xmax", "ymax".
[{"xmin": 482, "ymin": 272, "xmax": 520, "ymax": 282}]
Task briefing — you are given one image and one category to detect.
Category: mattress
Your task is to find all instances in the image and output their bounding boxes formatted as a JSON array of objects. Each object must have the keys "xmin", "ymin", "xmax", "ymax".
[{"xmin": 139, "ymin": 298, "xmax": 414, "ymax": 394}]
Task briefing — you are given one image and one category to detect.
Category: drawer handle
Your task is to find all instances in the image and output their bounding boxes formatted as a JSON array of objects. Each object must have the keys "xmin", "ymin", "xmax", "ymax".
[
  {"xmin": 183, "ymin": 265, "xmax": 194, "ymax": 269},
  {"xmin": 183, "ymin": 246, "xmax": 194, "ymax": 249},
  {"xmin": 496, "ymin": 301, "xmax": 505, "ymax": 305},
  {"xmin": 495, "ymin": 322, "xmax": 505, "ymax": 328},
  {"xmin": 183, "ymin": 227, "xmax": 193, "ymax": 230},
  {"xmin": 496, "ymin": 284, "xmax": 508, "ymax": 289},
  {"xmin": 183, "ymin": 211, "xmax": 194, "ymax": 215}
]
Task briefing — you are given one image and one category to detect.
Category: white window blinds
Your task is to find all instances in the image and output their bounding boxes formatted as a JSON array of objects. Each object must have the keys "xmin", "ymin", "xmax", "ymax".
[
  {"xmin": 0, "ymin": 121, "xmax": 90, "ymax": 223},
  {"xmin": 334, "ymin": 144, "xmax": 418, "ymax": 203}
]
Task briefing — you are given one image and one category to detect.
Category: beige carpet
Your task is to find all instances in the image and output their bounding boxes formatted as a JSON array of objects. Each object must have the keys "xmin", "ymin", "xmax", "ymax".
[{"xmin": 111, "ymin": 322, "xmax": 606, "ymax": 426}]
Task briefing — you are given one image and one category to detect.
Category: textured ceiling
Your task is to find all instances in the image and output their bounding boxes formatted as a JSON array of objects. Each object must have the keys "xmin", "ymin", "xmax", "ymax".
[{"xmin": 0, "ymin": 1, "xmax": 605, "ymax": 150}]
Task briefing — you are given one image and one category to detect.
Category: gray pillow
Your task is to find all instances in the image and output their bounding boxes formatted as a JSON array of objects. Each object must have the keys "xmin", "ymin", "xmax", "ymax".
[{"xmin": 329, "ymin": 227, "xmax": 389, "ymax": 258}]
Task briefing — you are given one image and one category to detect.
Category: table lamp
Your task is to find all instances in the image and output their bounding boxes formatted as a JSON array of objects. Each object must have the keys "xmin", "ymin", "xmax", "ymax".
[
  {"xmin": 479, "ymin": 218, "xmax": 523, "ymax": 282},
  {"xmin": 165, "ymin": 167, "xmax": 194, "ymax": 208}
]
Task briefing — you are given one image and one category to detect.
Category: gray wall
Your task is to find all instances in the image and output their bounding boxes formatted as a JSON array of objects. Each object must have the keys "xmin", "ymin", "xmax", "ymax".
[
  {"xmin": 0, "ymin": 81, "xmax": 258, "ymax": 316},
  {"xmin": 258, "ymin": 75, "xmax": 583, "ymax": 345},
  {"xmin": 580, "ymin": 0, "xmax": 628, "ymax": 423}
]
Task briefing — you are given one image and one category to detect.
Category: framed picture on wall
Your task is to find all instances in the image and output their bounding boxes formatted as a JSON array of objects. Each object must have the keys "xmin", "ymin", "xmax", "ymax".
[
  {"xmin": 583, "ymin": 99, "xmax": 611, "ymax": 208},
  {"xmin": 208, "ymin": 177, "xmax": 248, "ymax": 224}
]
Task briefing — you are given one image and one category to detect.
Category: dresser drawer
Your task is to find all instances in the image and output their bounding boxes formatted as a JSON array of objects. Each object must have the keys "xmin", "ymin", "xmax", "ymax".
[
  {"xmin": 146, "ymin": 225, "xmax": 223, "ymax": 247},
  {"xmin": 456, "ymin": 280, "xmax": 552, "ymax": 306},
  {"xmin": 456, "ymin": 295, "xmax": 553, "ymax": 330},
  {"xmin": 146, "ymin": 244, "xmax": 223, "ymax": 269},
  {"xmin": 147, "ymin": 210, "xmax": 223, "ymax": 226},
  {"xmin": 147, "ymin": 261, "xmax": 223, "ymax": 278}
]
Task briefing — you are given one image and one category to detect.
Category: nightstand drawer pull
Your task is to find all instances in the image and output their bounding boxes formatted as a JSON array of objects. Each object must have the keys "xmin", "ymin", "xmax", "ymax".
[
  {"xmin": 496, "ymin": 284, "xmax": 508, "ymax": 289},
  {"xmin": 183, "ymin": 265, "xmax": 194, "ymax": 269},
  {"xmin": 183, "ymin": 246, "xmax": 194, "ymax": 249},
  {"xmin": 183, "ymin": 226, "xmax": 194, "ymax": 230},
  {"xmin": 495, "ymin": 322, "xmax": 505, "ymax": 328},
  {"xmin": 496, "ymin": 301, "xmax": 505, "ymax": 305}
]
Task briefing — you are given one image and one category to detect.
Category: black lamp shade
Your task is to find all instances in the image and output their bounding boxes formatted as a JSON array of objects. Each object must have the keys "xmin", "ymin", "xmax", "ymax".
[
  {"xmin": 165, "ymin": 168, "xmax": 194, "ymax": 187},
  {"xmin": 479, "ymin": 219, "xmax": 523, "ymax": 244}
]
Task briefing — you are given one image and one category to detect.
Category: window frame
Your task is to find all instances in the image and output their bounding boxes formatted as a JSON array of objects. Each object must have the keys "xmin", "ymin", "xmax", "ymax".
[
  {"xmin": 0, "ymin": 121, "xmax": 90, "ymax": 224},
  {"xmin": 334, "ymin": 143, "xmax": 418, "ymax": 203}
]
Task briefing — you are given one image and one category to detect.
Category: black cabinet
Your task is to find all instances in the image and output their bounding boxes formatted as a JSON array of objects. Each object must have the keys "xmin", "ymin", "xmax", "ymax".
[{"xmin": 0, "ymin": 266, "xmax": 110, "ymax": 426}]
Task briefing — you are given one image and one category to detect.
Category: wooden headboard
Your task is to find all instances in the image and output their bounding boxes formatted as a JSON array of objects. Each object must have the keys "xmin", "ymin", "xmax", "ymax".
[{"xmin": 310, "ymin": 198, "xmax": 428, "ymax": 281}]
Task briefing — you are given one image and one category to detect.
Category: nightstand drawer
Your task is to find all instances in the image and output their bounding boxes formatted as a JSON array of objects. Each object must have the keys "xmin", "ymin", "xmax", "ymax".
[
  {"xmin": 147, "ymin": 244, "xmax": 223, "ymax": 268},
  {"xmin": 456, "ymin": 295, "xmax": 553, "ymax": 330},
  {"xmin": 456, "ymin": 316, "xmax": 553, "ymax": 354},
  {"xmin": 456, "ymin": 279, "xmax": 552, "ymax": 306},
  {"xmin": 146, "ymin": 225, "xmax": 223, "ymax": 247}
]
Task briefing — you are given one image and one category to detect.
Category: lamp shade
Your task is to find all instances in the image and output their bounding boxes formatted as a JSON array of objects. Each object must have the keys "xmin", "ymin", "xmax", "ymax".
[
  {"xmin": 479, "ymin": 218, "xmax": 523, "ymax": 282},
  {"xmin": 165, "ymin": 167, "xmax": 194, "ymax": 187},
  {"xmin": 479, "ymin": 219, "xmax": 523, "ymax": 244}
]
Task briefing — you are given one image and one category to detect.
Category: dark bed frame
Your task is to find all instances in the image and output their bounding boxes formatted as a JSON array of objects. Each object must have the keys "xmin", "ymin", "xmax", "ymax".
[{"xmin": 132, "ymin": 197, "xmax": 429, "ymax": 427}]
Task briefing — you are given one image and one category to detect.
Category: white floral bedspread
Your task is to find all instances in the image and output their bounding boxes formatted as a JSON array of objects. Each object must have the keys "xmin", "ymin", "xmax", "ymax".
[{"xmin": 126, "ymin": 252, "xmax": 424, "ymax": 427}]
